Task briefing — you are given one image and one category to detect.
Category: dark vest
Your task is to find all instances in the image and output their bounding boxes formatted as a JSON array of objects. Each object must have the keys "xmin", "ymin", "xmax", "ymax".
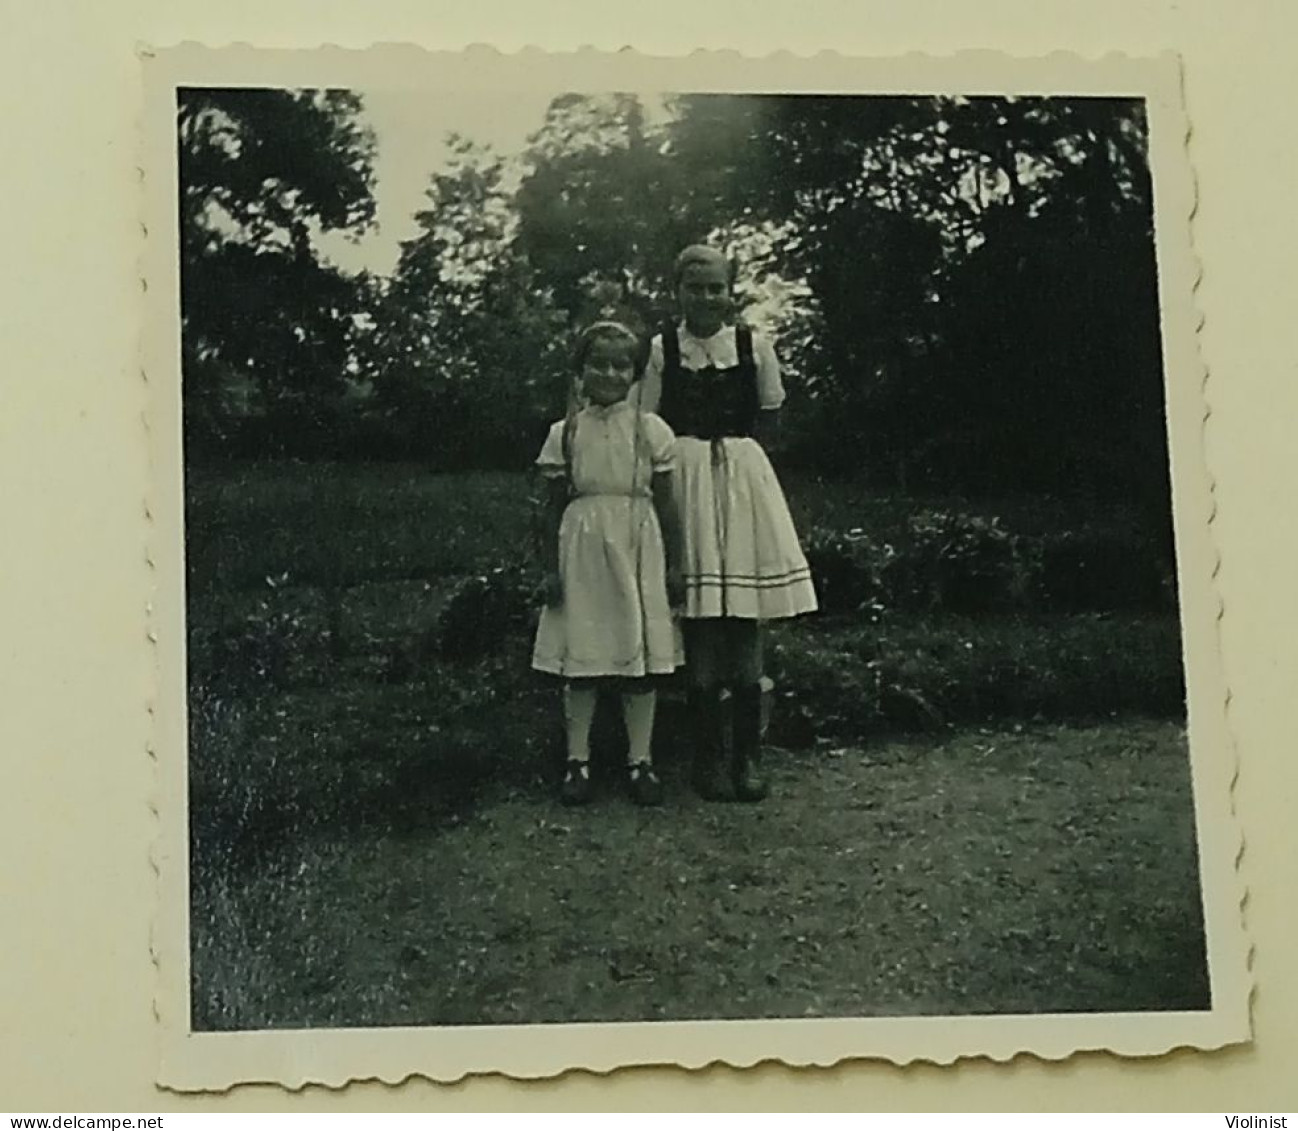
[{"xmin": 657, "ymin": 323, "xmax": 759, "ymax": 440}]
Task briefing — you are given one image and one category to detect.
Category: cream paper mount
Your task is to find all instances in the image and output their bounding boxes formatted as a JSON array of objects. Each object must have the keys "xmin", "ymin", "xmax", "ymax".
[{"xmin": 143, "ymin": 44, "xmax": 1249, "ymax": 1090}]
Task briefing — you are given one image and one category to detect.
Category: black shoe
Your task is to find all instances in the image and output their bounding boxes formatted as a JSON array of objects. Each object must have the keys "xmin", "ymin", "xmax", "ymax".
[
  {"xmin": 560, "ymin": 760, "xmax": 592, "ymax": 806},
  {"xmin": 628, "ymin": 764, "xmax": 664, "ymax": 807},
  {"xmin": 689, "ymin": 689, "xmax": 731, "ymax": 802},
  {"xmin": 731, "ymin": 684, "xmax": 769, "ymax": 803}
]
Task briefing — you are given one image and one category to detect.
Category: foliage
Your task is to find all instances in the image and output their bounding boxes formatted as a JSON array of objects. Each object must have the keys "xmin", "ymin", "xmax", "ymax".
[
  {"xmin": 431, "ymin": 563, "xmax": 545, "ymax": 662},
  {"xmin": 178, "ymin": 89, "xmax": 378, "ymax": 455},
  {"xmin": 362, "ymin": 141, "xmax": 572, "ymax": 467},
  {"xmin": 802, "ymin": 506, "xmax": 1163, "ymax": 620},
  {"xmin": 1036, "ymin": 525, "xmax": 1176, "ymax": 613},
  {"xmin": 180, "ymin": 90, "xmax": 1173, "ymax": 521},
  {"xmin": 514, "ymin": 94, "xmax": 692, "ymax": 327},
  {"xmin": 801, "ymin": 526, "xmax": 894, "ymax": 618},
  {"xmin": 185, "ymin": 466, "xmax": 1187, "ymax": 765},
  {"xmin": 894, "ymin": 510, "xmax": 1033, "ymax": 614},
  {"xmin": 184, "ymin": 459, "xmax": 1196, "ymax": 1028},
  {"xmin": 660, "ymin": 94, "xmax": 1165, "ymax": 499},
  {"xmin": 765, "ymin": 613, "xmax": 1185, "ymax": 747}
]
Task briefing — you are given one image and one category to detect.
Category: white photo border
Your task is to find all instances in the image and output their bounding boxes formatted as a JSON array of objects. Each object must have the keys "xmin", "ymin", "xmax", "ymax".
[{"xmin": 142, "ymin": 44, "xmax": 1249, "ymax": 1090}]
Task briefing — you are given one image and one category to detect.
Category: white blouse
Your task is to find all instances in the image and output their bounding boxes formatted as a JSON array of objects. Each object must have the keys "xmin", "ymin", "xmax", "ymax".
[
  {"xmin": 632, "ymin": 323, "xmax": 786, "ymax": 416},
  {"xmin": 535, "ymin": 402, "xmax": 676, "ymax": 497}
]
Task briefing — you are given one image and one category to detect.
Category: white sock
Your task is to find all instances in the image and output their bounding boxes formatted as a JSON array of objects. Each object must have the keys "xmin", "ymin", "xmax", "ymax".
[
  {"xmin": 563, "ymin": 685, "xmax": 597, "ymax": 765},
  {"xmin": 621, "ymin": 690, "xmax": 657, "ymax": 768}
]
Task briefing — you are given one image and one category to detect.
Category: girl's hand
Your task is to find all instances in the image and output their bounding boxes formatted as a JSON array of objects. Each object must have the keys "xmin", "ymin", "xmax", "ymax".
[
  {"xmin": 543, "ymin": 570, "xmax": 565, "ymax": 608},
  {"xmin": 666, "ymin": 565, "xmax": 686, "ymax": 609}
]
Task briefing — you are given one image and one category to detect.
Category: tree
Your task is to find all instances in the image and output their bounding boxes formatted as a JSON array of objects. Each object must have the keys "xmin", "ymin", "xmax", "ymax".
[
  {"xmin": 515, "ymin": 93, "xmax": 696, "ymax": 329},
  {"xmin": 664, "ymin": 95, "xmax": 953, "ymax": 478},
  {"xmin": 178, "ymin": 87, "xmax": 377, "ymax": 455},
  {"xmin": 929, "ymin": 98, "xmax": 1165, "ymax": 500},
  {"xmin": 662, "ymin": 93, "xmax": 1164, "ymax": 499},
  {"xmin": 368, "ymin": 140, "xmax": 570, "ymax": 468},
  {"xmin": 179, "ymin": 86, "xmax": 1167, "ymax": 508}
]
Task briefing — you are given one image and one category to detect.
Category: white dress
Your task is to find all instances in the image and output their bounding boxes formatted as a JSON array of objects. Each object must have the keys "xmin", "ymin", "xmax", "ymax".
[
  {"xmin": 634, "ymin": 323, "xmax": 819, "ymax": 621},
  {"xmin": 531, "ymin": 402, "xmax": 685, "ymax": 679}
]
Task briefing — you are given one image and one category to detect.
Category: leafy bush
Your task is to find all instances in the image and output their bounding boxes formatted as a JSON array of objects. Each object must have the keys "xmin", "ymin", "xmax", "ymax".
[
  {"xmin": 802, "ymin": 526, "xmax": 893, "ymax": 618},
  {"xmin": 803, "ymin": 508, "xmax": 1173, "ymax": 618},
  {"xmin": 432, "ymin": 564, "xmax": 544, "ymax": 662},
  {"xmin": 893, "ymin": 510, "xmax": 1033, "ymax": 614},
  {"xmin": 1036, "ymin": 527, "xmax": 1175, "ymax": 613},
  {"xmin": 766, "ymin": 614, "xmax": 1185, "ymax": 746}
]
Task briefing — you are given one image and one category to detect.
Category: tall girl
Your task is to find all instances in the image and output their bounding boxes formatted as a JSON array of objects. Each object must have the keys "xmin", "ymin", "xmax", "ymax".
[
  {"xmin": 532, "ymin": 321, "xmax": 684, "ymax": 807},
  {"xmin": 635, "ymin": 245, "xmax": 817, "ymax": 802}
]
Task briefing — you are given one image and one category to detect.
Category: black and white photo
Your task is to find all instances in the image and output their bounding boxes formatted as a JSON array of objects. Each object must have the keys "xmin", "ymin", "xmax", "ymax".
[{"xmin": 144, "ymin": 46, "xmax": 1248, "ymax": 1087}]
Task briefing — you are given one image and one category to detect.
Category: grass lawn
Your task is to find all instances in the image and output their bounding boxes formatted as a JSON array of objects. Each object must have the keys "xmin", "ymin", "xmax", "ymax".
[
  {"xmin": 185, "ymin": 463, "xmax": 533, "ymax": 593},
  {"xmin": 192, "ymin": 719, "xmax": 1208, "ymax": 1030},
  {"xmin": 184, "ymin": 461, "xmax": 1154, "ymax": 594},
  {"xmin": 184, "ymin": 460, "xmax": 1205, "ymax": 1029}
]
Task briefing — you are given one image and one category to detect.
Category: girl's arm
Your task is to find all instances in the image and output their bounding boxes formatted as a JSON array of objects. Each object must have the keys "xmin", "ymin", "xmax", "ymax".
[
  {"xmin": 752, "ymin": 332, "xmax": 785, "ymax": 454},
  {"xmin": 540, "ymin": 476, "xmax": 568, "ymax": 605},
  {"xmin": 651, "ymin": 470, "xmax": 685, "ymax": 604},
  {"xmin": 754, "ymin": 408, "xmax": 782, "ymax": 453}
]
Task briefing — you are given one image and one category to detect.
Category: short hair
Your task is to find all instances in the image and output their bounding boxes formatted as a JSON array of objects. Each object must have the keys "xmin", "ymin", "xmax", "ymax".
[
  {"xmin": 672, "ymin": 244, "xmax": 736, "ymax": 288},
  {"xmin": 573, "ymin": 319, "xmax": 646, "ymax": 376}
]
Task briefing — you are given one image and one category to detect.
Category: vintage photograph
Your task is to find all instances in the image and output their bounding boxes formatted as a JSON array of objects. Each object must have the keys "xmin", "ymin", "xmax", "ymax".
[
  {"xmin": 144, "ymin": 50, "xmax": 1251, "ymax": 1085},
  {"xmin": 176, "ymin": 77, "xmax": 1212, "ymax": 1032}
]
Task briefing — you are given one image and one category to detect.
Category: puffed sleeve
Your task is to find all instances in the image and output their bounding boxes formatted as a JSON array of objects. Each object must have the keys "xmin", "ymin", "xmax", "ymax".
[
  {"xmin": 535, "ymin": 419, "xmax": 567, "ymax": 478},
  {"xmin": 752, "ymin": 331, "xmax": 786, "ymax": 410},
  {"xmin": 643, "ymin": 413, "xmax": 677, "ymax": 473},
  {"xmin": 630, "ymin": 335, "xmax": 665, "ymax": 414}
]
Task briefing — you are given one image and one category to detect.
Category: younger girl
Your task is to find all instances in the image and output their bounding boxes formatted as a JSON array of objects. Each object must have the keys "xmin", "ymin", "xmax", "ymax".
[
  {"xmin": 532, "ymin": 321, "xmax": 684, "ymax": 807},
  {"xmin": 635, "ymin": 245, "xmax": 817, "ymax": 802}
]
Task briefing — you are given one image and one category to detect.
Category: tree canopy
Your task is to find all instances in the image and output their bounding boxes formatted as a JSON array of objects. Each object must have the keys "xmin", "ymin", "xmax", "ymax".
[
  {"xmin": 178, "ymin": 87, "xmax": 377, "ymax": 454},
  {"xmin": 181, "ymin": 89, "xmax": 1168, "ymax": 507}
]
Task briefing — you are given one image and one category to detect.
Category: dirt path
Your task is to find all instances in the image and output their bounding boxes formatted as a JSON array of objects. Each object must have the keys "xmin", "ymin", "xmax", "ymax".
[{"xmin": 196, "ymin": 719, "xmax": 1208, "ymax": 1030}]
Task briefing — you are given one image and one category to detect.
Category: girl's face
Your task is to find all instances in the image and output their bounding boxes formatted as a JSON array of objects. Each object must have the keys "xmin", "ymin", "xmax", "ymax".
[
  {"xmin": 581, "ymin": 338, "xmax": 636, "ymax": 407},
  {"xmin": 677, "ymin": 259, "xmax": 731, "ymax": 336}
]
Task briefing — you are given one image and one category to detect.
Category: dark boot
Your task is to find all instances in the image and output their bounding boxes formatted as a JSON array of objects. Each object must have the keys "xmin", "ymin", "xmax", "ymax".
[
  {"xmin": 690, "ymin": 687, "xmax": 731, "ymax": 802},
  {"xmin": 730, "ymin": 684, "xmax": 768, "ymax": 803}
]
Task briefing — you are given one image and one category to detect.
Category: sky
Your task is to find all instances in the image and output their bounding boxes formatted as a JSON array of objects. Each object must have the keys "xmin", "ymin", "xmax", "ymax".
[
  {"xmin": 309, "ymin": 86, "xmax": 800, "ymax": 339},
  {"xmin": 289, "ymin": 89, "xmax": 1043, "ymax": 280},
  {"xmin": 314, "ymin": 88, "xmax": 643, "ymax": 278}
]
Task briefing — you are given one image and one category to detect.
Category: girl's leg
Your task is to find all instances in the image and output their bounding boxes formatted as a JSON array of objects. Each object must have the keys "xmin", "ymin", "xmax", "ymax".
[
  {"xmin": 683, "ymin": 621, "xmax": 730, "ymax": 801},
  {"xmin": 726, "ymin": 619, "xmax": 764, "ymax": 686},
  {"xmin": 620, "ymin": 682, "xmax": 657, "ymax": 767},
  {"xmin": 561, "ymin": 681, "xmax": 597, "ymax": 805},
  {"xmin": 620, "ymin": 680, "xmax": 663, "ymax": 807},
  {"xmin": 682, "ymin": 620, "xmax": 720, "ymax": 690},
  {"xmin": 725, "ymin": 620, "xmax": 768, "ymax": 803}
]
